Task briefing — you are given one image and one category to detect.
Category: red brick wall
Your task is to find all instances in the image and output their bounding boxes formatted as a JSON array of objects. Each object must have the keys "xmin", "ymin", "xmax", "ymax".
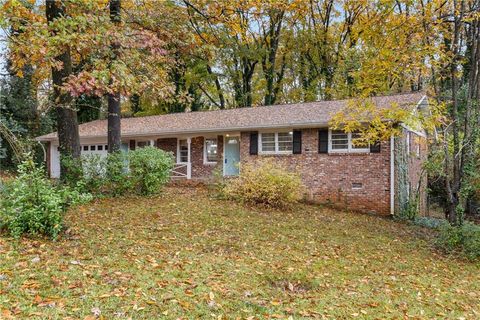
[
  {"xmin": 157, "ymin": 138, "xmax": 177, "ymax": 155},
  {"xmin": 191, "ymin": 136, "xmax": 224, "ymax": 179},
  {"xmin": 239, "ymin": 129, "xmax": 392, "ymax": 215}
]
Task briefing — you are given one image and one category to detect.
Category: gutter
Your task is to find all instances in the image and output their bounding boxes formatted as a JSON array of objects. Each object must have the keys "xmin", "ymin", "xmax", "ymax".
[{"xmin": 390, "ymin": 134, "xmax": 395, "ymax": 215}]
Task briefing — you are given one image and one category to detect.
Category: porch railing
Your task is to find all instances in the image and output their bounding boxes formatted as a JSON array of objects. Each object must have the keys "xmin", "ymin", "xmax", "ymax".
[{"xmin": 171, "ymin": 163, "xmax": 191, "ymax": 179}]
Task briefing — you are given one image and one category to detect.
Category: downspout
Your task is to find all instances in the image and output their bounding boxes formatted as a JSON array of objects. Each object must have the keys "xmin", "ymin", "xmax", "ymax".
[{"xmin": 390, "ymin": 135, "xmax": 395, "ymax": 215}]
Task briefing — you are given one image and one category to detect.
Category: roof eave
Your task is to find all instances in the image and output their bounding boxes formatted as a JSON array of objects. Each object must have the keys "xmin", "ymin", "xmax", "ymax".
[{"xmin": 36, "ymin": 121, "xmax": 331, "ymax": 142}]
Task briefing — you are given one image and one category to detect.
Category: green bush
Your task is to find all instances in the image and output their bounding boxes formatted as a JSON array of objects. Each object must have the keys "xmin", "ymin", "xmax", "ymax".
[
  {"xmin": 104, "ymin": 152, "xmax": 132, "ymax": 196},
  {"xmin": 0, "ymin": 158, "xmax": 91, "ymax": 239},
  {"xmin": 62, "ymin": 147, "xmax": 173, "ymax": 197},
  {"xmin": 223, "ymin": 159, "xmax": 304, "ymax": 208},
  {"xmin": 128, "ymin": 147, "xmax": 174, "ymax": 195},
  {"xmin": 78, "ymin": 153, "xmax": 131, "ymax": 196},
  {"xmin": 80, "ymin": 154, "xmax": 107, "ymax": 194},
  {"xmin": 60, "ymin": 155, "xmax": 84, "ymax": 186},
  {"xmin": 437, "ymin": 222, "xmax": 480, "ymax": 260}
]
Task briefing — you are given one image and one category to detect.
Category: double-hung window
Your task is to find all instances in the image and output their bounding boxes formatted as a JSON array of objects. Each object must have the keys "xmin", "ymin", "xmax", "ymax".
[
  {"xmin": 330, "ymin": 130, "xmax": 349, "ymax": 151},
  {"xmin": 329, "ymin": 130, "xmax": 370, "ymax": 153},
  {"xmin": 204, "ymin": 138, "xmax": 218, "ymax": 163},
  {"xmin": 259, "ymin": 132, "xmax": 293, "ymax": 154},
  {"xmin": 178, "ymin": 139, "xmax": 188, "ymax": 163}
]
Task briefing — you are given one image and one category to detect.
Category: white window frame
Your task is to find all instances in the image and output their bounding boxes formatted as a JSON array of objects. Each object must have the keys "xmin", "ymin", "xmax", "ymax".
[
  {"xmin": 258, "ymin": 131, "xmax": 293, "ymax": 155},
  {"xmin": 203, "ymin": 137, "xmax": 218, "ymax": 164},
  {"xmin": 328, "ymin": 129, "xmax": 370, "ymax": 153},
  {"xmin": 177, "ymin": 138, "xmax": 189, "ymax": 164}
]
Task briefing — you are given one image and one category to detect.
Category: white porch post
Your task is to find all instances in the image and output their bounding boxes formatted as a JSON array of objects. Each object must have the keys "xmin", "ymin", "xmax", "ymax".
[{"xmin": 187, "ymin": 137, "xmax": 192, "ymax": 179}]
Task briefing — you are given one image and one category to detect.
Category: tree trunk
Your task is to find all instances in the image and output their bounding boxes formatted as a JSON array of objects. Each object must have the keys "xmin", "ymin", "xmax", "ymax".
[
  {"xmin": 46, "ymin": 0, "xmax": 81, "ymax": 179},
  {"xmin": 241, "ymin": 59, "xmax": 257, "ymax": 107},
  {"xmin": 206, "ymin": 65, "xmax": 225, "ymax": 109},
  {"xmin": 108, "ymin": 0, "xmax": 121, "ymax": 153},
  {"xmin": 262, "ymin": 11, "xmax": 284, "ymax": 106}
]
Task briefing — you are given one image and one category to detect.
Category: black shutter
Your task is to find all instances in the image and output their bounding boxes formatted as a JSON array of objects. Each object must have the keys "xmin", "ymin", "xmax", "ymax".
[
  {"xmin": 129, "ymin": 139, "xmax": 136, "ymax": 151},
  {"xmin": 293, "ymin": 130, "xmax": 302, "ymax": 154},
  {"xmin": 249, "ymin": 132, "xmax": 258, "ymax": 155},
  {"xmin": 318, "ymin": 129, "xmax": 328, "ymax": 153},
  {"xmin": 370, "ymin": 141, "xmax": 381, "ymax": 153}
]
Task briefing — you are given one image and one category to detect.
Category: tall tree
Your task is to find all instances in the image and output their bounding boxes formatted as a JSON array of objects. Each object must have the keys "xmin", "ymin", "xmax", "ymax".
[
  {"xmin": 261, "ymin": 8, "xmax": 286, "ymax": 105},
  {"xmin": 108, "ymin": 0, "xmax": 121, "ymax": 153},
  {"xmin": 437, "ymin": 0, "xmax": 480, "ymax": 224},
  {"xmin": 45, "ymin": 0, "xmax": 81, "ymax": 178}
]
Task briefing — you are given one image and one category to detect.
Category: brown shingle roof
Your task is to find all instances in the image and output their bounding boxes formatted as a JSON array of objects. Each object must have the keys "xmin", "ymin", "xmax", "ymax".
[{"xmin": 36, "ymin": 92, "xmax": 425, "ymax": 141}]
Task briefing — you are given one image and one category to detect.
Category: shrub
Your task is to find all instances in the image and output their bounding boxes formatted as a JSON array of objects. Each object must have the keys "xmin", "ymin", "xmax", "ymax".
[
  {"xmin": 0, "ymin": 158, "xmax": 91, "ymax": 239},
  {"xmin": 437, "ymin": 222, "xmax": 480, "ymax": 260},
  {"xmin": 413, "ymin": 216, "xmax": 445, "ymax": 229},
  {"xmin": 461, "ymin": 223, "xmax": 480, "ymax": 260},
  {"xmin": 60, "ymin": 155, "xmax": 84, "ymax": 186},
  {"xmin": 223, "ymin": 160, "xmax": 304, "ymax": 208},
  {"xmin": 128, "ymin": 147, "xmax": 174, "ymax": 195},
  {"xmin": 62, "ymin": 152, "xmax": 132, "ymax": 197},
  {"xmin": 80, "ymin": 154, "xmax": 107, "ymax": 194},
  {"xmin": 104, "ymin": 152, "xmax": 132, "ymax": 196},
  {"xmin": 62, "ymin": 148, "xmax": 173, "ymax": 197},
  {"xmin": 208, "ymin": 166, "xmax": 228, "ymax": 198},
  {"xmin": 80, "ymin": 153, "xmax": 131, "ymax": 196}
]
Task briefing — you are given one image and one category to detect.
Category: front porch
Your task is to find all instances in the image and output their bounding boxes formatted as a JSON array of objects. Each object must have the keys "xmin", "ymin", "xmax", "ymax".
[{"xmin": 128, "ymin": 134, "xmax": 241, "ymax": 180}]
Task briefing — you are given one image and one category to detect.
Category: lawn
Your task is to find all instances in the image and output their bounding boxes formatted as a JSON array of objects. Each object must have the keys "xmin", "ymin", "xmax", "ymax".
[{"xmin": 1, "ymin": 187, "xmax": 479, "ymax": 319}]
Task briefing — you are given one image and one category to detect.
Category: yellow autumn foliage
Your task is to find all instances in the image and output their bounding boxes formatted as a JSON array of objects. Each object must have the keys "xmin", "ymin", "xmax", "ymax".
[{"xmin": 223, "ymin": 159, "xmax": 305, "ymax": 208}]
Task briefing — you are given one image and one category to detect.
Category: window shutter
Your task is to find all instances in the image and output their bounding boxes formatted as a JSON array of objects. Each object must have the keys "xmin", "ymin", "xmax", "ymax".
[
  {"xmin": 293, "ymin": 130, "xmax": 302, "ymax": 154},
  {"xmin": 370, "ymin": 141, "xmax": 381, "ymax": 153},
  {"xmin": 318, "ymin": 129, "xmax": 328, "ymax": 153},
  {"xmin": 129, "ymin": 139, "xmax": 136, "ymax": 151},
  {"xmin": 249, "ymin": 132, "xmax": 258, "ymax": 155}
]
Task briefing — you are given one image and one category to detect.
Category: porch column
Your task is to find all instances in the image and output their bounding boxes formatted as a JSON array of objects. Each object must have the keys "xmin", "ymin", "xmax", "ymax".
[{"xmin": 187, "ymin": 137, "xmax": 192, "ymax": 179}]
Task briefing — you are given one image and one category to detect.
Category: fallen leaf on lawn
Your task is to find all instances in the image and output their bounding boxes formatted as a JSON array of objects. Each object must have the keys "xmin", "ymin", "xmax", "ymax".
[
  {"xmin": 91, "ymin": 307, "xmax": 101, "ymax": 317},
  {"xmin": 2, "ymin": 309, "xmax": 12, "ymax": 319},
  {"xmin": 287, "ymin": 282, "xmax": 294, "ymax": 292}
]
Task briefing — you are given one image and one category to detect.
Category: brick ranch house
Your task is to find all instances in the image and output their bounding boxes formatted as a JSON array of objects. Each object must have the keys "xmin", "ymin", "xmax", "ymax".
[{"xmin": 37, "ymin": 92, "xmax": 428, "ymax": 215}]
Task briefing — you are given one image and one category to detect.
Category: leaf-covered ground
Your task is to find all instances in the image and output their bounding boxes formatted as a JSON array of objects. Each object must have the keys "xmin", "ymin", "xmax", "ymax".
[{"xmin": 1, "ymin": 187, "xmax": 479, "ymax": 319}]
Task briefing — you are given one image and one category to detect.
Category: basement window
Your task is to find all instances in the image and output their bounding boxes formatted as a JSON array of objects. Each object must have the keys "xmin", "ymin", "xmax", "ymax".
[{"xmin": 352, "ymin": 182, "xmax": 363, "ymax": 190}]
